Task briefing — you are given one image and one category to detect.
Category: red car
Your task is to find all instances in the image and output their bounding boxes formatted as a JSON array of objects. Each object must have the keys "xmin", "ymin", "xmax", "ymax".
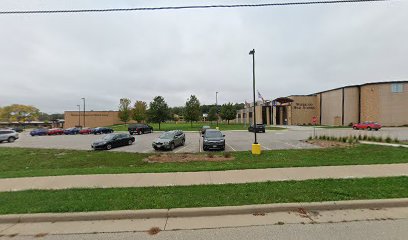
[
  {"xmin": 352, "ymin": 122, "xmax": 382, "ymax": 131},
  {"xmin": 79, "ymin": 127, "xmax": 93, "ymax": 134},
  {"xmin": 47, "ymin": 128, "xmax": 64, "ymax": 135}
]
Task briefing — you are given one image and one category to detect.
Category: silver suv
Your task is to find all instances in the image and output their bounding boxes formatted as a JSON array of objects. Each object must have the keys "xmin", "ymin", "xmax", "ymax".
[{"xmin": 0, "ymin": 129, "xmax": 19, "ymax": 143}]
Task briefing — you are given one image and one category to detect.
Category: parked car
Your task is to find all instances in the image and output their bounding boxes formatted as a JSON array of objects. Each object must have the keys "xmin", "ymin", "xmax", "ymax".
[
  {"xmin": 91, "ymin": 133, "xmax": 135, "ymax": 150},
  {"xmin": 248, "ymin": 124, "xmax": 266, "ymax": 133},
  {"xmin": 0, "ymin": 129, "xmax": 19, "ymax": 143},
  {"xmin": 353, "ymin": 122, "xmax": 382, "ymax": 131},
  {"xmin": 30, "ymin": 128, "xmax": 49, "ymax": 136},
  {"xmin": 128, "ymin": 124, "xmax": 153, "ymax": 135},
  {"xmin": 10, "ymin": 126, "xmax": 24, "ymax": 133},
  {"xmin": 201, "ymin": 126, "xmax": 211, "ymax": 135},
  {"xmin": 152, "ymin": 130, "xmax": 185, "ymax": 151},
  {"xmin": 202, "ymin": 129, "xmax": 225, "ymax": 151},
  {"xmin": 64, "ymin": 127, "xmax": 81, "ymax": 135},
  {"xmin": 48, "ymin": 128, "xmax": 64, "ymax": 135},
  {"xmin": 79, "ymin": 127, "xmax": 93, "ymax": 134},
  {"xmin": 93, "ymin": 127, "xmax": 114, "ymax": 134}
]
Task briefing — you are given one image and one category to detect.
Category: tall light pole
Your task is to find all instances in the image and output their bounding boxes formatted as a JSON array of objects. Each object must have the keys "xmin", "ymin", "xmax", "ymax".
[
  {"xmin": 249, "ymin": 49, "xmax": 257, "ymax": 145},
  {"xmin": 81, "ymin": 98, "xmax": 85, "ymax": 127},
  {"xmin": 77, "ymin": 104, "xmax": 81, "ymax": 127},
  {"xmin": 216, "ymin": 91, "xmax": 219, "ymax": 127}
]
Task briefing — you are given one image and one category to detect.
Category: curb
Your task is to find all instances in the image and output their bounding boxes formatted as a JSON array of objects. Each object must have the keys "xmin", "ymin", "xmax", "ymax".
[
  {"xmin": 359, "ymin": 141, "xmax": 408, "ymax": 148},
  {"xmin": 1, "ymin": 198, "xmax": 407, "ymax": 224}
]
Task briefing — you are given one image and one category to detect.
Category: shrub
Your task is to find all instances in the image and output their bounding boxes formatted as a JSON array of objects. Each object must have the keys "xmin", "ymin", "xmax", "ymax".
[
  {"xmin": 358, "ymin": 135, "xmax": 363, "ymax": 140},
  {"xmin": 342, "ymin": 136, "xmax": 347, "ymax": 143},
  {"xmin": 394, "ymin": 137, "xmax": 400, "ymax": 143},
  {"xmin": 308, "ymin": 136, "xmax": 313, "ymax": 140},
  {"xmin": 207, "ymin": 153, "xmax": 214, "ymax": 158},
  {"xmin": 376, "ymin": 136, "xmax": 383, "ymax": 142},
  {"xmin": 385, "ymin": 137, "xmax": 392, "ymax": 143},
  {"xmin": 363, "ymin": 135, "xmax": 368, "ymax": 140}
]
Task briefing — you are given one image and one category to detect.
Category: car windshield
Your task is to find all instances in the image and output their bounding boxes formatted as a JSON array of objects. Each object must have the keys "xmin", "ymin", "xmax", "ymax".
[
  {"xmin": 102, "ymin": 134, "xmax": 116, "ymax": 140},
  {"xmin": 159, "ymin": 132, "xmax": 175, "ymax": 139},
  {"xmin": 205, "ymin": 131, "xmax": 223, "ymax": 138}
]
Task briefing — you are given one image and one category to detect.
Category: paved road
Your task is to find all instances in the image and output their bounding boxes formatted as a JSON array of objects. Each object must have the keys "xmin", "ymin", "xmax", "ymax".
[
  {"xmin": 1, "ymin": 163, "xmax": 408, "ymax": 192},
  {"xmin": 1, "ymin": 127, "xmax": 407, "ymax": 153},
  {"xmin": 5, "ymin": 207, "xmax": 408, "ymax": 239}
]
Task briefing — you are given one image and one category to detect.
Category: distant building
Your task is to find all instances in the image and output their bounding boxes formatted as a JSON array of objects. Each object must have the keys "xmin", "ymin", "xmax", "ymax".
[
  {"xmin": 236, "ymin": 81, "xmax": 408, "ymax": 126},
  {"xmin": 64, "ymin": 111, "xmax": 135, "ymax": 128}
]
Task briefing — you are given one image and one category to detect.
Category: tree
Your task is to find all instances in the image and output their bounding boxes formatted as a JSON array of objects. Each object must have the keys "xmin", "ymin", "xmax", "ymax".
[
  {"xmin": 0, "ymin": 104, "xmax": 40, "ymax": 122},
  {"xmin": 220, "ymin": 103, "xmax": 236, "ymax": 124},
  {"xmin": 132, "ymin": 101, "xmax": 147, "ymax": 123},
  {"xmin": 148, "ymin": 96, "xmax": 170, "ymax": 130},
  {"xmin": 207, "ymin": 106, "xmax": 218, "ymax": 124},
  {"xmin": 118, "ymin": 98, "xmax": 132, "ymax": 125},
  {"xmin": 184, "ymin": 95, "xmax": 201, "ymax": 127}
]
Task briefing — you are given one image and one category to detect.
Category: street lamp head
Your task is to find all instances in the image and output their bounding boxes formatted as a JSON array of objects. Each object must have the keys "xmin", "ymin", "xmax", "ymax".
[{"xmin": 249, "ymin": 49, "xmax": 255, "ymax": 55}]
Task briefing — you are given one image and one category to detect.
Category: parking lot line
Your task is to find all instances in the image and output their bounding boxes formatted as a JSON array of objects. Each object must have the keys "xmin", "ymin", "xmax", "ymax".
[
  {"xmin": 174, "ymin": 145, "xmax": 190, "ymax": 153},
  {"xmin": 261, "ymin": 145, "xmax": 271, "ymax": 150},
  {"xmin": 226, "ymin": 142, "xmax": 237, "ymax": 152}
]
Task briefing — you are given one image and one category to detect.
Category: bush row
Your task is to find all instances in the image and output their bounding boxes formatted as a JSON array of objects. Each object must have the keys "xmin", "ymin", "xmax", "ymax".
[{"xmin": 308, "ymin": 134, "xmax": 400, "ymax": 144}]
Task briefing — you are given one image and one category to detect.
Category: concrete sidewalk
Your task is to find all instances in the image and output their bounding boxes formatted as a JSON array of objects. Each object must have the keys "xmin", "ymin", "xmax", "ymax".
[{"xmin": 1, "ymin": 163, "xmax": 408, "ymax": 192}]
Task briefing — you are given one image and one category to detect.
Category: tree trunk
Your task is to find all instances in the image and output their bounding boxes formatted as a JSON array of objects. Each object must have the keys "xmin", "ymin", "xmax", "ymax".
[
  {"xmin": 228, "ymin": 120, "xmax": 230, "ymax": 125},
  {"xmin": 159, "ymin": 122, "xmax": 161, "ymax": 130},
  {"xmin": 190, "ymin": 121, "xmax": 193, "ymax": 127}
]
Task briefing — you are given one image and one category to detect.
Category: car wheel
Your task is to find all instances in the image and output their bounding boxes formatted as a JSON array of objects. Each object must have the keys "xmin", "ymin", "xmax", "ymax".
[
  {"xmin": 353, "ymin": 127, "xmax": 357, "ymax": 130},
  {"xmin": 375, "ymin": 129, "xmax": 379, "ymax": 131},
  {"xmin": 106, "ymin": 144, "xmax": 112, "ymax": 150},
  {"xmin": 181, "ymin": 139, "xmax": 185, "ymax": 146},
  {"xmin": 128, "ymin": 140, "xmax": 133, "ymax": 145},
  {"xmin": 153, "ymin": 146, "xmax": 158, "ymax": 150},
  {"xmin": 8, "ymin": 137, "xmax": 16, "ymax": 143},
  {"xmin": 367, "ymin": 127, "xmax": 372, "ymax": 131},
  {"xmin": 170, "ymin": 143, "xmax": 175, "ymax": 151}
]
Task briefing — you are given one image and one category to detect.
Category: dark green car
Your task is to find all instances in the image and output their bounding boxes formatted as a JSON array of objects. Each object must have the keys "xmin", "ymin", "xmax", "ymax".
[{"xmin": 152, "ymin": 130, "xmax": 185, "ymax": 151}]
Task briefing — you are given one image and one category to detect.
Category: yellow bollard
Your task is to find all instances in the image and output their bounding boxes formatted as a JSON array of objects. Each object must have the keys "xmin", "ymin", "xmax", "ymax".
[
  {"xmin": 216, "ymin": 127, "xmax": 219, "ymax": 130},
  {"xmin": 252, "ymin": 144, "xmax": 261, "ymax": 155}
]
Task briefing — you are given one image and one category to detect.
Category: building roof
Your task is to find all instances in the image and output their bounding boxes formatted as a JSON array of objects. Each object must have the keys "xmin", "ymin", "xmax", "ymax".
[{"xmin": 314, "ymin": 80, "xmax": 408, "ymax": 94}]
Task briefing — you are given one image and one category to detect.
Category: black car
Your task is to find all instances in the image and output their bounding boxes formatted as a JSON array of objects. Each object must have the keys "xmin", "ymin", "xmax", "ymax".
[
  {"xmin": 248, "ymin": 124, "xmax": 266, "ymax": 133},
  {"xmin": 128, "ymin": 124, "xmax": 153, "ymax": 135},
  {"xmin": 10, "ymin": 127, "xmax": 24, "ymax": 133},
  {"xmin": 91, "ymin": 133, "xmax": 135, "ymax": 150},
  {"xmin": 201, "ymin": 126, "xmax": 211, "ymax": 135},
  {"xmin": 93, "ymin": 127, "xmax": 114, "ymax": 134},
  {"xmin": 202, "ymin": 129, "xmax": 225, "ymax": 151},
  {"xmin": 152, "ymin": 130, "xmax": 185, "ymax": 151}
]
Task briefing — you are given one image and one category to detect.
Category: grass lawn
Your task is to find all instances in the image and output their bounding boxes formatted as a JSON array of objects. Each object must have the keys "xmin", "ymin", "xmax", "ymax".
[
  {"xmin": 0, "ymin": 177, "xmax": 407, "ymax": 214},
  {"xmin": 109, "ymin": 122, "xmax": 285, "ymax": 132},
  {"xmin": 0, "ymin": 145, "xmax": 407, "ymax": 178}
]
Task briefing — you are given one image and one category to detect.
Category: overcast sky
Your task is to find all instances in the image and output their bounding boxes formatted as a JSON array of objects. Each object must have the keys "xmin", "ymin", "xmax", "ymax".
[{"xmin": 0, "ymin": 0, "xmax": 407, "ymax": 113}]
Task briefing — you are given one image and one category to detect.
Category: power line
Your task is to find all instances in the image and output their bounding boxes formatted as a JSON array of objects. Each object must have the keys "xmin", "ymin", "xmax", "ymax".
[{"xmin": 0, "ymin": 0, "xmax": 392, "ymax": 15}]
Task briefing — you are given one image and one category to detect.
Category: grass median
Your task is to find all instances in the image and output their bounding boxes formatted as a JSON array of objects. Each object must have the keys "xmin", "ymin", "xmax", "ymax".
[
  {"xmin": 0, "ymin": 144, "xmax": 407, "ymax": 178},
  {"xmin": 110, "ymin": 123, "xmax": 285, "ymax": 132},
  {"xmin": 0, "ymin": 177, "xmax": 407, "ymax": 214}
]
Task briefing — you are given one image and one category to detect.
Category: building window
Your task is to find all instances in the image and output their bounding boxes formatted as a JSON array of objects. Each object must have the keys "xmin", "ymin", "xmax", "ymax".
[
  {"xmin": 237, "ymin": 114, "xmax": 241, "ymax": 119},
  {"xmin": 391, "ymin": 83, "xmax": 403, "ymax": 93}
]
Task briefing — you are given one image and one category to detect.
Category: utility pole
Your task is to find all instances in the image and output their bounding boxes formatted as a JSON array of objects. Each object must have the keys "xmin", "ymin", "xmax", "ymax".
[
  {"xmin": 216, "ymin": 91, "xmax": 219, "ymax": 128},
  {"xmin": 81, "ymin": 98, "xmax": 86, "ymax": 127},
  {"xmin": 249, "ymin": 49, "xmax": 261, "ymax": 154},
  {"xmin": 249, "ymin": 49, "xmax": 257, "ymax": 144},
  {"xmin": 77, "ymin": 104, "xmax": 81, "ymax": 127}
]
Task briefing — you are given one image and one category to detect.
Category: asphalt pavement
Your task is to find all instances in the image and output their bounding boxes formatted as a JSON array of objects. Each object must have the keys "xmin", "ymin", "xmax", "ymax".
[{"xmin": 1, "ymin": 126, "xmax": 407, "ymax": 153}]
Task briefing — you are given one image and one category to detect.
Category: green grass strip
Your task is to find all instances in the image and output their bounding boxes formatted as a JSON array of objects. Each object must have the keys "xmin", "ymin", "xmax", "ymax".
[
  {"xmin": 0, "ymin": 177, "xmax": 407, "ymax": 215},
  {"xmin": 0, "ymin": 145, "xmax": 407, "ymax": 178}
]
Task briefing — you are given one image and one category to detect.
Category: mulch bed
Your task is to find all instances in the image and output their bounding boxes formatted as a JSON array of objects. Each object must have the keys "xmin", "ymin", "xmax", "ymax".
[
  {"xmin": 305, "ymin": 140, "xmax": 355, "ymax": 148},
  {"xmin": 144, "ymin": 153, "xmax": 235, "ymax": 163}
]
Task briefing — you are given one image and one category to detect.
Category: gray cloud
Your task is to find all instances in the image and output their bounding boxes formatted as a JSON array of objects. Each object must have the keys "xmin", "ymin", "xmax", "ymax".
[{"xmin": 0, "ymin": 0, "xmax": 407, "ymax": 113}]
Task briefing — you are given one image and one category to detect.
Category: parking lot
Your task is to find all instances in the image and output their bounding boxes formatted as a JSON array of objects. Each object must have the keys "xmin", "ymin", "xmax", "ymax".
[{"xmin": 1, "ymin": 126, "xmax": 407, "ymax": 153}]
